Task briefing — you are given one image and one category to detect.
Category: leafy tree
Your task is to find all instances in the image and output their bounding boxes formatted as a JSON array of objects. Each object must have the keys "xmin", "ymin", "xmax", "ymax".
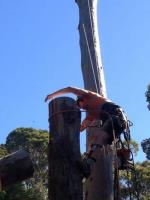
[
  {"xmin": 144, "ymin": 84, "xmax": 150, "ymax": 163},
  {"xmin": 141, "ymin": 138, "xmax": 150, "ymax": 160},
  {"xmin": 4, "ymin": 183, "xmax": 32, "ymax": 200},
  {"xmin": 121, "ymin": 139, "xmax": 139, "ymax": 156},
  {"xmin": 6, "ymin": 127, "xmax": 48, "ymax": 183},
  {"xmin": 118, "ymin": 140, "xmax": 150, "ymax": 199},
  {"xmin": 145, "ymin": 84, "xmax": 150, "ymax": 110},
  {"xmin": 0, "ymin": 144, "xmax": 7, "ymax": 158},
  {"xmin": 2, "ymin": 127, "xmax": 49, "ymax": 200},
  {"xmin": 0, "ymin": 182, "xmax": 48, "ymax": 200},
  {"xmin": 119, "ymin": 161, "xmax": 150, "ymax": 200}
]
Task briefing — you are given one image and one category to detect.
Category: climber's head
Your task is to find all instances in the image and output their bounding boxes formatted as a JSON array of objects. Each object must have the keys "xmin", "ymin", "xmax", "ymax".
[{"xmin": 76, "ymin": 96, "xmax": 88, "ymax": 109}]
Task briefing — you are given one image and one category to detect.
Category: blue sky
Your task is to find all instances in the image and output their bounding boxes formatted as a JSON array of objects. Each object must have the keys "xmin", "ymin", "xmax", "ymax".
[{"xmin": 0, "ymin": 1, "xmax": 150, "ymax": 161}]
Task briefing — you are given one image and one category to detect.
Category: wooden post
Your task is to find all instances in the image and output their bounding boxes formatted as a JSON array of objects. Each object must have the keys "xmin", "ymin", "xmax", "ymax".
[
  {"xmin": 76, "ymin": 0, "xmax": 114, "ymax": 199},
  {"xmin": 48, "ymin": 97, "xmax": 83, "ymax": 200},
  {"xmin": 0, "ymin": 149, "xmax": 34, "ymax": 190}
]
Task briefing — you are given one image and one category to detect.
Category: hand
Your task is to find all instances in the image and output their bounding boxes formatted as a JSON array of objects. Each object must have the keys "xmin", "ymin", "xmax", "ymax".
[
  {"xmin": 80, "ymin": 119, "xmax": 92, "ymax": 132},
  {"xmin": 80, "ymin": 124, "xmax": 86, "ymax": 132},
  {"xmin": 44, "ymin": 94, "xmax": 52, "ymax": 102}
]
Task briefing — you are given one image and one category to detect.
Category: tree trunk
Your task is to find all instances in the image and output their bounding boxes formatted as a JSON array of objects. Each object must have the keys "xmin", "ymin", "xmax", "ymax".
[
  {"xmin": 0, "ymin": 149, "xmax": 34, "ymax": 189},
  {"xmin": 48, "ymin": 97, "xmax": 83, "ymax": 200},
  {"xmin": 76, "ymin": 1, "xmax": 114, "ymax": 200},
  {"xmin": 85, "ymin": 146, "xmax": 114, "ymax": 200},
  {"xmin": 76, "ymin": 0, "xmax": 107, "ymax": 97}
]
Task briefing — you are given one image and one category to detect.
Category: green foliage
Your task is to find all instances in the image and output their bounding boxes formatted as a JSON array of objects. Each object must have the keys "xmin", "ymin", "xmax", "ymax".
[
  {"xmin": 119, "ymin": 161, "xmax": 150, "ymax": 200},
  {"xmin": 0, "ymin": 191, "xmax": 6, "ymax": 200},
  {"xmin": 124, "ymin": 139, "xmax": 139, "ymax": 156},
  {"xmin": 1, "ymin": 127, "xmax": 149, "ymax": 200},
  {"xmin": 129, "ymin": 140, "xmax": 139, "ymax": 156},
  {"xmin": 3, "ymin": 183, "xmax": 32, "ymax": 200},
  {"xmin": 6, "ymin": 127, "xmax": 48, "ymax": 152},
  {"xmin": 0, "ymin": 183, "xmax": 48, "ymax": 200},
  {"xmin": 25, "ymin": 182, "xmax": 48, "ymax": 200},
  {"xmin": 141, "ymin": 138, "xmax": 150, "ymax": 160},
  {"xmin": 0, "ymin": 145, "xmax": 7, "ymax": 158},
  {"xmin": 6, "ymin": 128, "xmax": 48, "ymax": 180},
  {"xmin": 117, "ymin": 139, "xmax": 150, "ymax": 199},
  {"xmin": 145, "ymin": 84, "xmax": 150, "ymax": 110},
  {"xmin": 1, "ymin": 127, "xmax": 49, "ymax": 200},
  {"xmin": 134, "ymin": 161, "xmax": 150, "ymax": 199}
]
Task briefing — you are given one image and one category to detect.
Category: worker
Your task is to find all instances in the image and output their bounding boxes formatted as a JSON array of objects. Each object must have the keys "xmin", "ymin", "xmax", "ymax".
[
  {"xmin": 45, "ymin": 86, "xmax": 127, "ymax": 142},
  {"xmin": 45, "ymin": 86, "xmax": 129, "ymax": 177}
]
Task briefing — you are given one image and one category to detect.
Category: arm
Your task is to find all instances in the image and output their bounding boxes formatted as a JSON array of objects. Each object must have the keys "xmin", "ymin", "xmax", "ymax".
[
  {"xmin": 45, "ymin": 86, "xmax": 89, "ymax": 102},
  {"xmin": 80, "ymin": 115, "xmax": 94, "ymax": 132}
]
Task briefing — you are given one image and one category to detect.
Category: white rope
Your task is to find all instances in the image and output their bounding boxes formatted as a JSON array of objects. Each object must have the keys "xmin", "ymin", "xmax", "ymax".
[
  {"xmin": 82, "ymin": 23, "xmax": 99, "ymax": 93},
  {"xmin": 87, "ymin": 0, "xmax": 101, "ymax": 93}
]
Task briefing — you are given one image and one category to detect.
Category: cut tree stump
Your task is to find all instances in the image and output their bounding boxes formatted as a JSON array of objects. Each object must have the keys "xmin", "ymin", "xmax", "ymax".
[{"xmin": 48, "ymin": 97, "xmax": 83, "ymax": 200}]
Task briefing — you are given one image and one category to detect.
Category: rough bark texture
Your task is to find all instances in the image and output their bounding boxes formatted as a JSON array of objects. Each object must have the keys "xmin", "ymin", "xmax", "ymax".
[
  {"xmin": 76, "ymin": 0, "xmax": 114, "ymax": 200},
  {"xmin": 76, "ymin": 0, "xmax": 107, "ymax": 97},
  {"xmin": 48, "ymin": 97, "xmax": 83, "ymax": 200},
  {"xmin": 85, "ymin": 146, "xmax": 114, "ymax": 200},
  {"xmin": 0, "ymin": 150, "xmax": 34, "ymax": 189}
]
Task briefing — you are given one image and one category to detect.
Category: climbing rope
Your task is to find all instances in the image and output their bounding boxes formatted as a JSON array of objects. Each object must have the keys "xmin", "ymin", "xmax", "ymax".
[
  {"xmin": 86, "ymin": 0, "xmax": 104, "ymax": 95},
  {"xmin": 81, "ymin": 0, "xmax": 99, "ymax": 94},
  {"xmin": 49, "ymin": 109, "xmax": 82, "ymax": 119},
  {"xmin": 110, "ymin": 115, "xmax": 121, "ymax": 200},
  {"xmin": 101, "ymin": 111, "xmax": 140, "ymax": 200},
  {"xmin": 127, "ymin": 150, "xmax": 140, "ymax": 200},
  {"xmin": 82, "ymin": 23, "xmax": 99, "ymax": 93},
  {"xmin": 114, "ymin": 125, "xmax": 141, "ymax": 200}
]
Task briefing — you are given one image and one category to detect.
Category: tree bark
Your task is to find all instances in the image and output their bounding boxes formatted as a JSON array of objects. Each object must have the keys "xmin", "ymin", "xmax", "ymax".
[
  {"xmin": 48, "ymin": 97, "xmax": 83, "ymax": 200},
  {"xmin": 85, "ymin": 146, "xmax": 114, "ymax": 200},
  {"xmin": 76, "ymin": 1, "xmax": 114, "ymax": 200},
  {"xmin": 0, "ymin": 149, "xmax": 34, "ymax": 189},
  {"xmin": 76, "ymin": 0, "xmax": 107, "ymax": 97}
]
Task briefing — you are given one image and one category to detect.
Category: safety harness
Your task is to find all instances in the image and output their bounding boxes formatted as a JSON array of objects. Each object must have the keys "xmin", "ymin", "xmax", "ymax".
[{"xmin": 83, "ymin": 112, "xmax": 140, "ymax": 200}]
